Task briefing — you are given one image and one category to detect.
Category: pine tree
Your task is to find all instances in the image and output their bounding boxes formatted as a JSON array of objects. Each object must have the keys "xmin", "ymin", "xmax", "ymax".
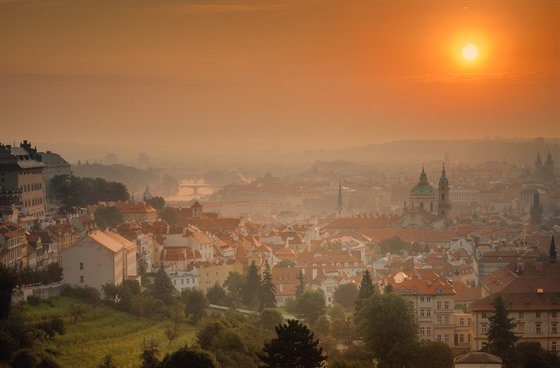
[
  {"xmin": 242, "ymin": 261, "xmax": 261, "ymax": 310},
  {"xmin": 152, "ymin": 267, "xmax": 176, "ymax": 305},
  {"xmin": 296, "ymin": 270, "xmax": 306, "ymax": 297},
  {"xmin": 550, "ymin": 235, "xmax": 556, "ymax": 263},
  {"xmin": 258, "ymin": 319, "xmax": 326, "ymax": 368},
  {"xmin": 484, "ymin": 295, "xmax": 519, "ymax": 365},
  {"xmin": 259, "ymin": 261, "xmax": 277, "ymax": 311},
  {"xmin": 354, "ymin": 269, "xmax": 375, "ymax": 317}
]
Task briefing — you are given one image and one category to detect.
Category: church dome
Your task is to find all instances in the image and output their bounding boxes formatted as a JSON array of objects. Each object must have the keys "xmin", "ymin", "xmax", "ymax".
[
  {"xmin": 410, "ymin": 183, "xmax": 437, "ymax": 197},
  {"xmin": 410, "ymin": 167, "xmax": 438, "ymax": 197}
]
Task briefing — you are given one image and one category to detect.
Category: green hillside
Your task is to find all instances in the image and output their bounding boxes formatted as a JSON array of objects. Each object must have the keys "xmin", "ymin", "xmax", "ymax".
[{"xmin": 23, "ymin": 296, "xmax": 197, "ymax": 368}]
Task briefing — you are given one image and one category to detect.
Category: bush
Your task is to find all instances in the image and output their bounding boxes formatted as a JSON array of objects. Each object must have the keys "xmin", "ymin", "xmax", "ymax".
[{"xmin": 27, "ymin": 295, "xmax": 42, "ymax": 305}]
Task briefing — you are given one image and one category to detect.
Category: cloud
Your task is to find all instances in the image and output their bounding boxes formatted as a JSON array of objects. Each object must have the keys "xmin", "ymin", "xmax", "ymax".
[
  {"xmin": 399, "ymin": 70, "xmax": 560, "ymax": 84},
  {"xmin": 161, "ymin": 1, "xmax": 290, "ymax": 15}
]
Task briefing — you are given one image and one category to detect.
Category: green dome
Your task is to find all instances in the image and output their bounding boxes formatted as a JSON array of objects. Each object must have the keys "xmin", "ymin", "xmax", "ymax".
[{"xmin": 410, "ymin": 183, "xmax": 437, "ymax": 197}]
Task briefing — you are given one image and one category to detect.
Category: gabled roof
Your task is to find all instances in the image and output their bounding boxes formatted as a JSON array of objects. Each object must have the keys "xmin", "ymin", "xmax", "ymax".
[{"xmin": 87, "ymin": 230, "xmax": 126, "ymax": 254}]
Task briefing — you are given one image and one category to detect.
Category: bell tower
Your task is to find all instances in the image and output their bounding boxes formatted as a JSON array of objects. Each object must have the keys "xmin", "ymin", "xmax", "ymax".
[{"xmin": 438, "ymin": 163, "xmax": 451, "ymax": 219}]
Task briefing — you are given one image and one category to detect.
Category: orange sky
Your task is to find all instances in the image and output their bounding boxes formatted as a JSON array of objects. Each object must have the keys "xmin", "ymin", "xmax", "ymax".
[{"xmin": 1, "ymin": 0, "xmax": 558, "ymax": 155}]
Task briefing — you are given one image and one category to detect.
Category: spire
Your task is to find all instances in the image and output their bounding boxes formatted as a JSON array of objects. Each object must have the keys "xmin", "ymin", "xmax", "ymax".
[
  {"xmin": 438, "ymin": 162, "xmax": 449, "ymax": 188},
  {"xmin": 550, "ymin": 235, "xmax": 557, "ymax": 263},
  {"xmin": 337, "ymin": 179, "xmax": 343, "ymax": 213},
  {"xmin": 418, "ymin": 165, "xmax": 428, "ymax": 185}
]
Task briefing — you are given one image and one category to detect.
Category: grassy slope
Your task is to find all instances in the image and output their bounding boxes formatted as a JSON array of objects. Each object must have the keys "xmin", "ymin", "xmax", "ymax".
[{"xmin": 24, "ymin": 296, "xmax": 197, "ymax": 368}]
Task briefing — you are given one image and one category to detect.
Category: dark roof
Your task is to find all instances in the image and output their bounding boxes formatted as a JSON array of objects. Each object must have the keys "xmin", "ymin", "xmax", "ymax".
[{"xmin": 454, "ymin": 352, "xmax": 502, "ymax": 364}]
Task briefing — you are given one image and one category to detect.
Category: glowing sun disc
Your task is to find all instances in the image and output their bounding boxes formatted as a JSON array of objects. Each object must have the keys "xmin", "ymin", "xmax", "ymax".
[{"xmin": 462, "ymin": 44, "xmax": 479, "ymax": 61}]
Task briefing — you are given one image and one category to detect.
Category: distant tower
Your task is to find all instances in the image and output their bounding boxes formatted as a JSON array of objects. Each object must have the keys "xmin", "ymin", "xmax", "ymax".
[
  {"xmin": 438, "ymin": 163, "xmax": 451, "ymax": 219},
  {"xmin": 337, "ymin": 179, "xmax": 344, "ymax": 214},
  {"xmin": 535, "ymin": 152, "xmax": 543, "ymax": 175},
  {"xmin": 530, "ymin": 192, "xmax": 543, "ymax": 225},
  {"xmin": 550, "ymin": 235, "xmax": 557, "ymax": 263}
]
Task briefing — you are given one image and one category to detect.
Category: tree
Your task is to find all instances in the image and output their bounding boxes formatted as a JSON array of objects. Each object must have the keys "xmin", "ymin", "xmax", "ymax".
[
  {"xmin": 158, "ymin": 348, "xmax": 219, "ymax": 368},
  {"xmin": 242, "ymin": 262, "xmax": 261, "ymax": 310},
  {"xmin": 296, "ymin": 270, "xmax": 306, "ymax": 298},
  {"xmin": 414, "ymin": 341, "xmax": 454, "ymax": 368},
  {"xmin": 258, "ymin": 308, "xmax": 284, "ymax": 332},
  {"xmin": 94, "ymin": 206, "xmax": 124, "ymax": 229},
  {"xmin": 295, "ymin": 290, "xmax": 326, "ymax": 326},
  {"xmin": 276, "ymin": 260, "xmax": 296, "ymax": 268},
  {"xmin": 356, "ymin": 292, "xmax": 418, "ymax": 368},
  {"xmin": 259, "ymin": 261, "xmax": 276, "ymax": 311},
  {"xmin": 183, "ymin": 289, "xmax": 209, "ymax": 324},
  {"xmin": 258, "ymin": 319, "xmax": 326, "ymax": 368},
  {"xmin": 354, "ymin": 270, "xmax": 376, "ymax": 318},
  {"xmin": 151, "ymin": 267, "xmax": 176, "ymax": 305},
  {"xmin": 333, "ymin": 283, "xmax": 358, "ymax": 309},
  {"xmin": 224, "ymin": 271, "xmax": 245, "ymax": 306},
  {"xmin": 484, "ymin": 295, "xmax": 519, "ymax": 366},
  {"xmin": 147, "ymin": 196, "xmax": 165, "ymax": 211},
  {"xmin": 159, "ymin": 207, "xmax": 177, "ymax": 227},
  {"xmin": 98, "ymin": 354, "xmax": 117, "ymax": 368},
  {"xmin": 0, "ymin": 264, "xmax": 17, "ymax": 320},
  {"xmin": 139, "ymin": 339, "xmax": 160, "ymax": 368},
  {"xmin": 206, "ymin": 283, "xmax": 229, "ymax": 306}
]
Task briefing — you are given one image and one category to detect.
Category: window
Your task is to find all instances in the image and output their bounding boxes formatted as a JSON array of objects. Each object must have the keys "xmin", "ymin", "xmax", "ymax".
[
  {"xmin": 426, "ymin": 309, "xmax": 431, "ymax": 317},
  {"xmin": 444, "ymin": 301, "xmax": 449, "ymax": 309},
  {"xmin": 553, "ymin": 342, "xmax": 557, "ymax": 351},
  {"xmin": 420, "ymin": 309, "xmax": 426, "ymax": 317},
  {"xmin": 460, "ymin": 318, "xmax": 465, "ymax": 326},
  {"xmin": 437, "ymin": 301, "xmax": 442, "ymax": 310},
  {"xmin": 426, "ymin": 327, "xmax": 431, "ymax": 335},
  {"xmin": 459, "ymin": 334, "xmax": 464, "ymax": 343},
  {"xmin": 536, "ymin": 323, "xmax": 542, "ymax": 334},
  {"xmin": 420, "ymin": 327, "xmax": 425, "ymax": 335},
  {"xmin": 421, "ymin": 296, "xmax": 425, "ymax": 302},
  {"xmin": 437, "ymin": 335, "xmax": 442, "ymax": 342},
  {"xmin": 482, "ymin": 312, "xmax": 488, "ymax": 319},
  {"xmin": 437, "ymin": 316, "xmax": 442, "ymax": 325},
  {"xmin": 482, "ymin": 323, "xmax": 488, "ymax": 334},
  {"xmin": 79, "ymin": 262, "xmax": 83, "ymax": 270},
  {"xmin": 444, "ymin": 335, "xmax": 449, "ymax": 343},
  {"xmin": 519, "ymin": 312, "xmax": 524, "ymax": 318},
  {"xmin": 444, "ymin": 316, "xmax": 450, "ymax": 325},
  {"xmin": 80, "ymin": 275, "xmax": 84, "ymax": 283},
  {"xmin": 553, "ymin": 312, "xmax": 558, "ymax": 318},
  {"xmin": 536, "ymin": 311, "xmax": 541, "ymax": 319},
  {"xmin": 426, "ymin": 296, "xmax": 431, "ymax": 302},
  {"xmin": 552, "ymin": 323, "xmax": 558, "ymax": 334}
]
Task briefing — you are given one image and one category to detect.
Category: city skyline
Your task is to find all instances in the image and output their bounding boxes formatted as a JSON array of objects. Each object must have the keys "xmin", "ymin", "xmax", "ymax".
[{"xmin": 1, "ymin": 1, "xmax": 559, "ymax": 156}]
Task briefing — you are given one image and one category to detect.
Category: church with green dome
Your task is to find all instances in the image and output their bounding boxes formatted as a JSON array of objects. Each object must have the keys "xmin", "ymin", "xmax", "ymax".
[{"xmin": 401, "ymin": 165, "xmax": 451, "ymax": 228}]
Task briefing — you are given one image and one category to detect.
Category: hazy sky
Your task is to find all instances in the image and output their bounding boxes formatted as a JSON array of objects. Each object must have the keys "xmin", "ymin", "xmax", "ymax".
[{"xmin": 1, "ymin": 0, "xmax": 559, "ymax": 156}]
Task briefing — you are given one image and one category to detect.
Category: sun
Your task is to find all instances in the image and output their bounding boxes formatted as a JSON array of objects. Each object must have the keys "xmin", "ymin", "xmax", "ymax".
[{"xmin": 462, "ymin": 44, "xmax": 479, "ymax": 61}]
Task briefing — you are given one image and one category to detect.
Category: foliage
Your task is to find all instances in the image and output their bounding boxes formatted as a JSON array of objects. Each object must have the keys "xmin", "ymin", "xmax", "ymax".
[
  {"xmin": 258, "ymin": 319, "xmax": 326, "ymax": 368},
  {"xmin": 313, "ymin": 315, "xmax": 330, "ymax": 338},
  {"xmin": 61, "ymin": 285, "xmax": 101, "ymax": 307},
  {"xmin": 414, "ymin": 341, "xmax": 453, "ymax": 368},
  {"xmin": 0, "ymin": 306, "xmax": 35, "ymax": 362},
  {"xmin": 17, "ymin": 263, "xmax": 63, "ymax": 286},
  {"xmin": 242, "ymin": 262, "xmax": 261, "ymax": 310},
  {"xmin": 159, "ymin": 207, "xmax": 177, "ymax": 227},
  {"xmin": 327, "ymin": 343, "xmax": 374, "ymax": 368},
  {"xmin": 94, "ymin": 206, "xmax": 125, "ymax": 230},
  {"xmin": 294, "ymin": 290, "xmax": 327, "ymax": 326},
  {"xmin": 147, "ymin": 196, "xmax": 166, "ymax": 211},
  {"xmin": 0, "ymin": 264, "xmax": 18, "ymax": 320},
  {"xmin": 35, "ymin": 316, "xmax": 65, "ymax": 338},
  {"xmin": 206, "ymin": 283, "xmax": 229, "ymax": 306},
  {"xmin": 483, "ymin": 295, "xmax": 519, "ymax": 366},
  {"xmin": 514, "ymin": 341, "xmax": 560, "ymax": 368},
  {"xmin": 333, "ymin": 283, "xmax": 358, "ymax": 309},
  {"xmin": 139, "ymin": 339, "xmax": 160, "ymax": 368},
  {"xmin": 151, "ymin": 267, "xmax": 177, "ymax": 305},
  {"xmin": 157, "ymin": 347, "xmax": 219, "ymax": 368},
  {"xmin": 356, "ymin": 292, "xmax": 418, "ymax": 367},
  {"xmin": 354, "ymin": 270, "xmax": 375, "ymax": 318},
  {"xmin": 276, "ymin": 260, "xmax": 296, "ymax": 268},
  {"xmin": 383, "ymin": 283, "xmax": 394, "ymax": 293},
  {"xmin": 10, "ymin": 349, "xmax": 41, "ymax": 368},
  {"xmin": 259, "ymin": 261, "xmax": 276, "ymax": 311},
  {"xmin": 224, "ymin": 271, "xmax": 245, "ymax": 306},
  {"xmin": 296, "ymin": 270, "xmax": 305, "ymax": 297},
  {"xmin": 257, "ymin": 308, "xmax": 284, "ymax": 332},
  {"xmin": 182, "ymin": 289, "xmax": 209, "ymax": 324},
  {"xmin": 69, "ymin": 303, "xmax": 86, "ymax": 324},
  {"xmin": 196, "ymin": 318, "xmax": 232, "ymax": 350},
  {"xmin": 98, "ymin": 354, "xmax": 117, "ymax": 368},
  {"xmin": 378, "ymin": 236, "xmax": 409, "ymax": 255},
  {"xmin": 50, "ymin": 175, "xmax": 129, "ymax": 213}
]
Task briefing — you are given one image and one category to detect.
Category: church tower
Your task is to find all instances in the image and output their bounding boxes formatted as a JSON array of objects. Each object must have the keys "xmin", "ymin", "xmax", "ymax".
[
  {"xmin": 530, "ymin": 192, "xmax": 543, "ymax": 225},
  {"xmin": 438, "ymin": 163, "xmax": 451, "ymax": 219},
  {"xmin": 337, "ymin": 179, "xmax": 344, "ymax": 215}
]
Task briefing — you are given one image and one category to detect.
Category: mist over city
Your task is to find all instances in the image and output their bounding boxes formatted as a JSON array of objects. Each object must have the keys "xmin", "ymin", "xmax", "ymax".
[{"xmin": 1, "ymin": 1, "xmax": 559, "ymax": 368}]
